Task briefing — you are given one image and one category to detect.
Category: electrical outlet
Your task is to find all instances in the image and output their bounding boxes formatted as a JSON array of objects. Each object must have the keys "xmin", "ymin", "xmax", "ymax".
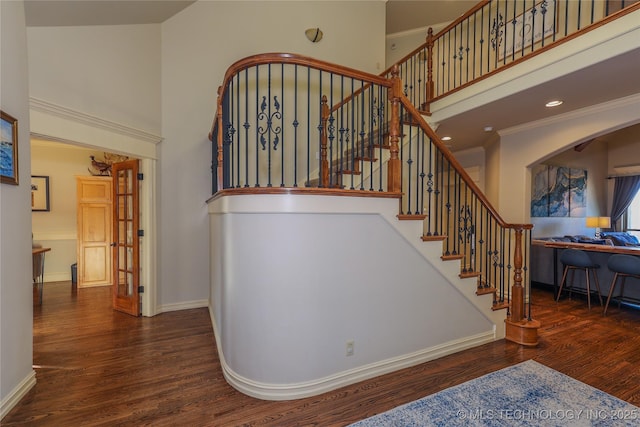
[{"xmin": 346, "ymin": 340, "xmax": 354, "ymax": 356}]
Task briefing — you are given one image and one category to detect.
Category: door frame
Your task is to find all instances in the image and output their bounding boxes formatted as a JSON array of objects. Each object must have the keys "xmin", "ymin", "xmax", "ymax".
[{"xmin": 30, "ymin": 100, "xmax": 160, "ymax": 316}]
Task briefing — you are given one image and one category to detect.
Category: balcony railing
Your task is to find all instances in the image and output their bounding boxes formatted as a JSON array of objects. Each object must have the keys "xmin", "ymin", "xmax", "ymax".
[{"xmin": 386, "ymin": 0, "xmax": 640, "ymax": 112}]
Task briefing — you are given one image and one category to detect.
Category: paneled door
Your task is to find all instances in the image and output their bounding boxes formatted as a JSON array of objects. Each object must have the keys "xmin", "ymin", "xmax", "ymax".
[
  {"xmin": 77, "ymin": 176, "xmax": 112, "ymax": 288},
  {"xmin": 112, "ymin": 160, "xmax": 141, "ymax": 316}
]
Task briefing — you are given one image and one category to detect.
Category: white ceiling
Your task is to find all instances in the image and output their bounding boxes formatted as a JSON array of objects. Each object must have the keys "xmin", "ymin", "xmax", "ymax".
[{"xmin": 22, "ymin": 0, "xmax": 640, "ymax": 152}]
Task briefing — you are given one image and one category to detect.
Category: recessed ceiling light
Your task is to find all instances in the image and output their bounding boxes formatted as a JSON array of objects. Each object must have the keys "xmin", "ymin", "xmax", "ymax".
[
  {"xmin": 442, "ymin": 136, "xmax": 452, "ymax": 141},
  {"xmin": 545, "ymin": 100, "xmax": 563, "ymax": 107},
  {"xmin": 483, "ymin": 126, "xmax": 494, "ymax": 132}
]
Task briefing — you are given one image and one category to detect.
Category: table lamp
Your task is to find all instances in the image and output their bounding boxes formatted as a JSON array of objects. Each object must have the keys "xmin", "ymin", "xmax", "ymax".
[{"xmin": 586, "ymin": 216, "xmax": 610, "ymax": 239}]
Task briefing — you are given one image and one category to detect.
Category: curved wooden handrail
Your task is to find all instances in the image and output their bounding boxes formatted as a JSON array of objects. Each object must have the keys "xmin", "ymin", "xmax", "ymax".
[
  {"xmin": 398, "ymin": 93, "xmax": 532, "ymax": 231},
  {"xmin": 210, "ymin": 52, "xmax": 394, "ymax": 138}
]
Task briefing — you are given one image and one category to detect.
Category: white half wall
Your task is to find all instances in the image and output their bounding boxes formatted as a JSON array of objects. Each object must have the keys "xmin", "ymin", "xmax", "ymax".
[{"xmin": 209, "ymin": 194, "xmax": 495, "ymax": 400}]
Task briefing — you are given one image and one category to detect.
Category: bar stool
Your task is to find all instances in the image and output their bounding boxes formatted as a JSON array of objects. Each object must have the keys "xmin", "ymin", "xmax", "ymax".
[
  {"xmin": 603, "ymin": 254, "xmax": 640, "ymax": 315},
  {"xmin": 556, "ymin": 249, "xmax": 603, "ymax": 309}
]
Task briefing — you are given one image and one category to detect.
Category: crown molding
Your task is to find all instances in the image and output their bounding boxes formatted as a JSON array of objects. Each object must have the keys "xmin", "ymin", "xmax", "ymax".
[
  {"xmin": 29, "ymin": 97, "xmax": 163, "ymax": 145},
  {"xmin": 499, "ymin": 92, "xmax": 640, "ymax": 137}
]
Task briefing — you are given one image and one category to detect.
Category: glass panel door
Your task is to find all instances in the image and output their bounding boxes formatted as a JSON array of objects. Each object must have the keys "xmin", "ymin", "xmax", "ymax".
[{"xmin": 112, "ymin": 159, "xmax": 140, "ymax": 316}]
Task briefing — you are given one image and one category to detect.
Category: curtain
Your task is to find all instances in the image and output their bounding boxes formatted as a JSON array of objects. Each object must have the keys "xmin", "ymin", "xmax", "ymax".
[{"xmin": 610, "ymin": 175, "xmax": 640, "ymax": 230}]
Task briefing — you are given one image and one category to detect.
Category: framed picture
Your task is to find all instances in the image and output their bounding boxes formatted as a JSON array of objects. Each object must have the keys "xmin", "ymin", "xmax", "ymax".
[
  {"xmin": 31, "ymin": 176, "xmax": 50, "ymax": 212},
  {"xmin": 1, "ymin": 110, "xmax": 19, "ymax": 185}
]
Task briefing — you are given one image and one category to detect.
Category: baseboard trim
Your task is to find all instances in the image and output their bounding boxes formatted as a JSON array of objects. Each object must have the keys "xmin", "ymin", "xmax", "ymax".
[
  {"xmin": 208, "ymin": 305, "xmax": 494, "ymax": 401},
  {"xmin": 44, "ymin": 272, "xmax": 71, "ymax": 283},
  {"xmin": 1, "ymin": 370, "xmax": 36, "ymax": 420},
  {"xmin": 158, "ymin": 299, "xmax": 209, "ymax": 313}
]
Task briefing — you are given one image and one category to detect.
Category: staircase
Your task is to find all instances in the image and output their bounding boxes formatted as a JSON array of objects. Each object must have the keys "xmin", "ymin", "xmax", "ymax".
[{"xmin": 210, "ymin": 53, "xmax": 539, "ymax": 348}]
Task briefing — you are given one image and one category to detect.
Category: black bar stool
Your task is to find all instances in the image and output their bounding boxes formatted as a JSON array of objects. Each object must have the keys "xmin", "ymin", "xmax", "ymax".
[
  {"xmin": 603, "ymin": 254, "xmax": 640, "ymax": 315},
  {"xmin": 556, "ymin": 249, "xmax": 603, "ymax": 309}
]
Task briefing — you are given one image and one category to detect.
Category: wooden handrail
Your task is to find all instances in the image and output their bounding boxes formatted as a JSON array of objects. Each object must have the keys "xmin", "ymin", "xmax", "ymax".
[
  {"xmin": 210, "ymin": 53, "xmax": 394, "ymax": 134},
  {"xmin": 397, "ymin": 92, "xmax": 531, "ymax": 231}
]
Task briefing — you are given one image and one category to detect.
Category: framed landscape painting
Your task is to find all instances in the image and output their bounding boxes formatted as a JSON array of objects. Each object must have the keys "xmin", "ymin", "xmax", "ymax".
[{"xmin": 0, "ymin": 110, "xmax": 18, "ymax": 185}]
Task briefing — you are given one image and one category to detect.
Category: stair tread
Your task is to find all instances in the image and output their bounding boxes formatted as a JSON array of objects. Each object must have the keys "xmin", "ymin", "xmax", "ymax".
[{"xmin": 421, "ymin": 235, "xmax": 447, "ymax": 242}]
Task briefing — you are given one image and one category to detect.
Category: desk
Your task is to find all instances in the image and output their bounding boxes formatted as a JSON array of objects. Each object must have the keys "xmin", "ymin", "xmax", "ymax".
[
  {"xmin": 532, "ymin": 240, "xmax": 640, "ymax": 302},
  {"xmin": 32, "ymin": 247, "xmax": 51, "ymax": 304}
]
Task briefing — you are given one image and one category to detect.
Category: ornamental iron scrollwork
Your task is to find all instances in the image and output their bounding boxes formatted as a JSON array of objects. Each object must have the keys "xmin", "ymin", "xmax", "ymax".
[
  {"xmin": 491, "ymin": 13, "xmax": 504, "ymax": 51},
  {"xmin": 257, "ymin": 96, "xmax": 282, "ymax": 151}
]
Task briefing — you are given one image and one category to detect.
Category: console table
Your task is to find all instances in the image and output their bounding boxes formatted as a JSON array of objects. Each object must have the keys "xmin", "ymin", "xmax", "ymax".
[
  {"xmin": 32, "ymin": 247, "xmax": 51, "ymax": 305},
  {"xmin": 532, "ymin": 240, "xmax": 640, "ymax": 304}
]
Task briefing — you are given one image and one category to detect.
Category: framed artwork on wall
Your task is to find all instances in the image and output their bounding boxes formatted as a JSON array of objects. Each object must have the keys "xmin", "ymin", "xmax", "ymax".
[
  {"xmin": 0, "ymin": 110, "xmax": 19, "ymax": 185},
  {"xmin": 31, "ymin": 176, "xmax": 50, "ymax": 211},
  {"xmin": 531, "ymin": 164, "xmax": 587, "ymax": 217}
]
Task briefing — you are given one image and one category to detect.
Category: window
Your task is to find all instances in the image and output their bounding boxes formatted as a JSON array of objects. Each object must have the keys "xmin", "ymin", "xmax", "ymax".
[{"xmin": 626, "ymin": 190, "xmax": 640, "ymax": 240}]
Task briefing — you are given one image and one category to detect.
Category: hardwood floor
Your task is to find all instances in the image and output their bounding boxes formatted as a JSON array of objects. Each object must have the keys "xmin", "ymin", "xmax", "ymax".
[{"xmin": 3, "ymin": 281, "xmax": 640, "ymax": 426}]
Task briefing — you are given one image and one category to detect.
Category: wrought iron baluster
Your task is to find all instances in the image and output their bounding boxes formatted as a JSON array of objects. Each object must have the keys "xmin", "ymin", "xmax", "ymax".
[
  {"xmin": 444, "ymin": 160, "xmax": 452, "ymax": 255},
  {"xmin": 417, "ymin": 129, "xmax": 425, "ymax": 215},
  {"xmin": 234, "ymin": 74, "xmax": 240, "ymax": 187},
  {"xmin": 222, "ymin": 83, "xmax": 232, "ymax": 189},
  {"xmin": 359, "ymin": 80, "xmax": 366, "ymax": 191},
  {"xmin": 244, "ymin": 69, "xmax": 250, "ymax": 187},
  {"xmin": 306, "ymin": 66, "xmax": 310, "ymax": 187},
  {"xmin": 480, "ymin": 5, "xmax": 485, "ymax": 76},
  {"xmin": 329, "ymin": 73, "xmax": 335, "ymax": 188},
  {"xmin": 293, "ymin": 65, "xmax": 299, "ymax": 187},
  {"xmin": 425, "ymin": 138, "xmax": 434, "ymax": 235},
  {"xmin": 255, "ymin": 66, "xmax": 260, "ymax": 187},
  {"xmin": 280, "ymin": 64, "xmax": 285, "ymax": 187}
]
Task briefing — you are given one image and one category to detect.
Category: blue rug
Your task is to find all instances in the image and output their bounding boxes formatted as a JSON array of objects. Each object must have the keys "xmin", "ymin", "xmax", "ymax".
[{"xmin": 349, "ymin": 360, "xmax": 639, "ymax": 426}]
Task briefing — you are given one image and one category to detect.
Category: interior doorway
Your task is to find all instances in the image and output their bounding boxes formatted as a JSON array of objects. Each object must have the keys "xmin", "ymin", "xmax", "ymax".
[{"xmin": 30, "ymin": 137, "xmax": 157, "ymax": 317}]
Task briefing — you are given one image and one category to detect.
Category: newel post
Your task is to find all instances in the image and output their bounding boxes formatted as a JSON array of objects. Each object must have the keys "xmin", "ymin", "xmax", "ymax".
[
  {"xmin": 505, "ymin": 226, "xmax": 540, "ymax": 346},
  {"xmin": 511, "ymin": 227, "xmax": 525, "ymax": 322},
  {"xmin": 387, "ymin": 66, "xmax": 402, "ymax": 193},
  {"xmin": 216, "ymin": 85, "xmax": 224, "ymax": 193},
  {"xmin": 320, "ymin": 95, "xmax": 330, "ymax": 188},
  {"xmin": 424, "ymin": 27, "xmax": 434, "ymax": 114}
]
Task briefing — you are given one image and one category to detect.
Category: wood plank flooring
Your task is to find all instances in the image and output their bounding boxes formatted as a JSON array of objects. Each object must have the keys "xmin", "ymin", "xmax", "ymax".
[{"xmin": 3, "ymin": 281, "xmax": 640, "ymax": 426}]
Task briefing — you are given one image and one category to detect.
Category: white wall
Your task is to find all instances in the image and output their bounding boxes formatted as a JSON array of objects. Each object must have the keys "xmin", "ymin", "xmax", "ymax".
[
  {"xmin": 209, "ymin": 194, "xmax": 495, "ymax": 399},
  {"xmin": 27, "ymin": 24, "xmax": 161, "ymax": 134},
  {"xmin": 0, "ymin": 0, "xmax": 36, "ymax": 418},
  {"xmin": 31, "ymin": 140, "xmax": 108, "ymax": 281},
  {"xmin": 607, "ymin": 124, "xmax": 640, "ymax": 175},
  {"xmin": 385, "ymin": 22, "xmax": 450, "ymax": 68},
  {"xmin": 159, "ymin": 1, "xmax": 386, "ymax": 308}
]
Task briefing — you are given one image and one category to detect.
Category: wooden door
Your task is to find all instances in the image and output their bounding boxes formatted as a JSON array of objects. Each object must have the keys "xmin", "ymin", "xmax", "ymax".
[
  {"xmin": 112, "ymin": 160, "xmax": 140, "ymax": 316},
  {"xmin": 77, "ymin": 176, "xmax": 112, "ymax": 287}
]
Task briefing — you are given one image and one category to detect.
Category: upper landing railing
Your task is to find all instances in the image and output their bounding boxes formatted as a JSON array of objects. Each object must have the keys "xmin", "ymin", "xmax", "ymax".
[{"xmin": 386, "ymin": 0, "xmax": 640, "ymax": 112}]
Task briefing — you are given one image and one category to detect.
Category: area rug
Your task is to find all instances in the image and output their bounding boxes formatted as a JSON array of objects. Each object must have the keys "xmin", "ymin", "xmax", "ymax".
[{"xmin": 349, "ymin": 360, "xmax": 639, "ymax": 426}]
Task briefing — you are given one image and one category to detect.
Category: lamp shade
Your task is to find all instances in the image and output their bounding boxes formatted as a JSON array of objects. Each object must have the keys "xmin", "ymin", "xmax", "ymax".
[
  {"xmin": 586, "ymin": 216, "xmax": 611, "ymax": 228},
  {"xmin": 597, "ymin": 216, "xmax": 611, "ymax": 228},
  {"xmin": 586, "ymin": 217, "xmax": 599, "ymax": 227}
]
